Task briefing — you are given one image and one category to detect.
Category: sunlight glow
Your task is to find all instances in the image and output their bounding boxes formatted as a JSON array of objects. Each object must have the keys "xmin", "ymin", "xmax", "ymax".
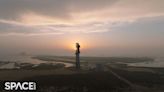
[{"xmin": 65, "ymin": 39, "xmax": 89, "ymax": 51}]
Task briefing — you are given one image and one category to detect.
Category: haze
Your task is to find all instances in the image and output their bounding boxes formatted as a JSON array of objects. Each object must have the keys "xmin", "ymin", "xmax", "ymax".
[{"xmin": 0, "ymin": 0, "xmax": 164, "ymax": 57}]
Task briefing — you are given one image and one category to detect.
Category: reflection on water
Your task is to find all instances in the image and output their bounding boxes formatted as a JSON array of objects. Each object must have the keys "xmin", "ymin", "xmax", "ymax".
[
  {"xmin": 0, "ymin": 55, "xmax": 45, "ymax": 64},
  {"xmin": 0, "ymin": 55, "xmax": 73, "ymax": 69},
  {"xmin": 128, "ymin": 58, "xmax": 164, "ymax": 67},
  {"xmin": 1, "ymin": 55, "xmax": 164, "ymax": 68}
]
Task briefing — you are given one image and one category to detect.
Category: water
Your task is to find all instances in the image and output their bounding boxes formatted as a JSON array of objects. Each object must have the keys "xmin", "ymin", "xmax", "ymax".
[
  {"xmin": 0, "ymin": 55, "xmax": 45, "ymax": 64},
  {"xmin": 128, "ymin": 57, "xmax": 164, "ymax": 68},
  {"xmin": 0, "ymin": 55, "xmax": 73, "ymax": 69},
  {"xmin": 1, "ymin": 55, "xmax": 164, "ymax": 68}
]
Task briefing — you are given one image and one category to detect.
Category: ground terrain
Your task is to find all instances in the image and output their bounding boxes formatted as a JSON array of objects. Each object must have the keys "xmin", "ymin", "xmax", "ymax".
[{"xmin": 0, "ymin": 56, "xmax": 164, "ymax": 92}]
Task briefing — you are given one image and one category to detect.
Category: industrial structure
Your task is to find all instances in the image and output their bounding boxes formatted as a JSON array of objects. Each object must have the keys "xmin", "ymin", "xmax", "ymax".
[{"xmin": 75, "ymin": 43, "xmax": 80, "ymax": 69}]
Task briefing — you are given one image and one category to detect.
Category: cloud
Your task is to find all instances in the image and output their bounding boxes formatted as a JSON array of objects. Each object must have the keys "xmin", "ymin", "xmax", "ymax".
[
  {"xmin": 0, "ymin": 0, "xmax": 164, "ymax": 35},
  {"xmin": 1, "ymin": 0, "xmax": 163, "ymax": 23},
  {"xmin": 110, "ymin": 16, "xmax": 164, "ymax": 46},
  {"xmin": 0, "ymin": 0, "xmax": 117, "ymax": 20},
  {"xmin": 0, "ymin": 21, "xmax": 64, "ymax": 36}
]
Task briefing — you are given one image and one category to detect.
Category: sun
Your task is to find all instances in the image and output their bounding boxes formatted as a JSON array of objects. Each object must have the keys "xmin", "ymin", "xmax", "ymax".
[
  {"xmin": 69, "ymin": 42, "xmax": 77, "ymax": 50},
  {"xmin": 61, "ymin": 36, "xmax": 90, "ymax": 51},
  {"xmin": 67, "ymin": 40, "xmax": 87, "ymax": 51}
]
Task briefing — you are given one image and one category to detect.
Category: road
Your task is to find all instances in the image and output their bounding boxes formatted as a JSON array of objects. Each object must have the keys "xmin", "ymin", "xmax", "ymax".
[{"xmin": 107, "ymin": 66, "xmax": 149, "ymax": 92}]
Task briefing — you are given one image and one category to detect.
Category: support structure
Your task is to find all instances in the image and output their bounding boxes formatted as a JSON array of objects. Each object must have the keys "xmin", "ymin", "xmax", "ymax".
[{"xmin": 75, "ymin": 43, "xmax": 80, "ymax": 69}]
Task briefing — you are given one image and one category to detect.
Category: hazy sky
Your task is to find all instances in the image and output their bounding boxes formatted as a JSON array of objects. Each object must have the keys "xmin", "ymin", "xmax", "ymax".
[{"xmin": 0, "ymin": 0, "xmax": 164, "ymax": 57}]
